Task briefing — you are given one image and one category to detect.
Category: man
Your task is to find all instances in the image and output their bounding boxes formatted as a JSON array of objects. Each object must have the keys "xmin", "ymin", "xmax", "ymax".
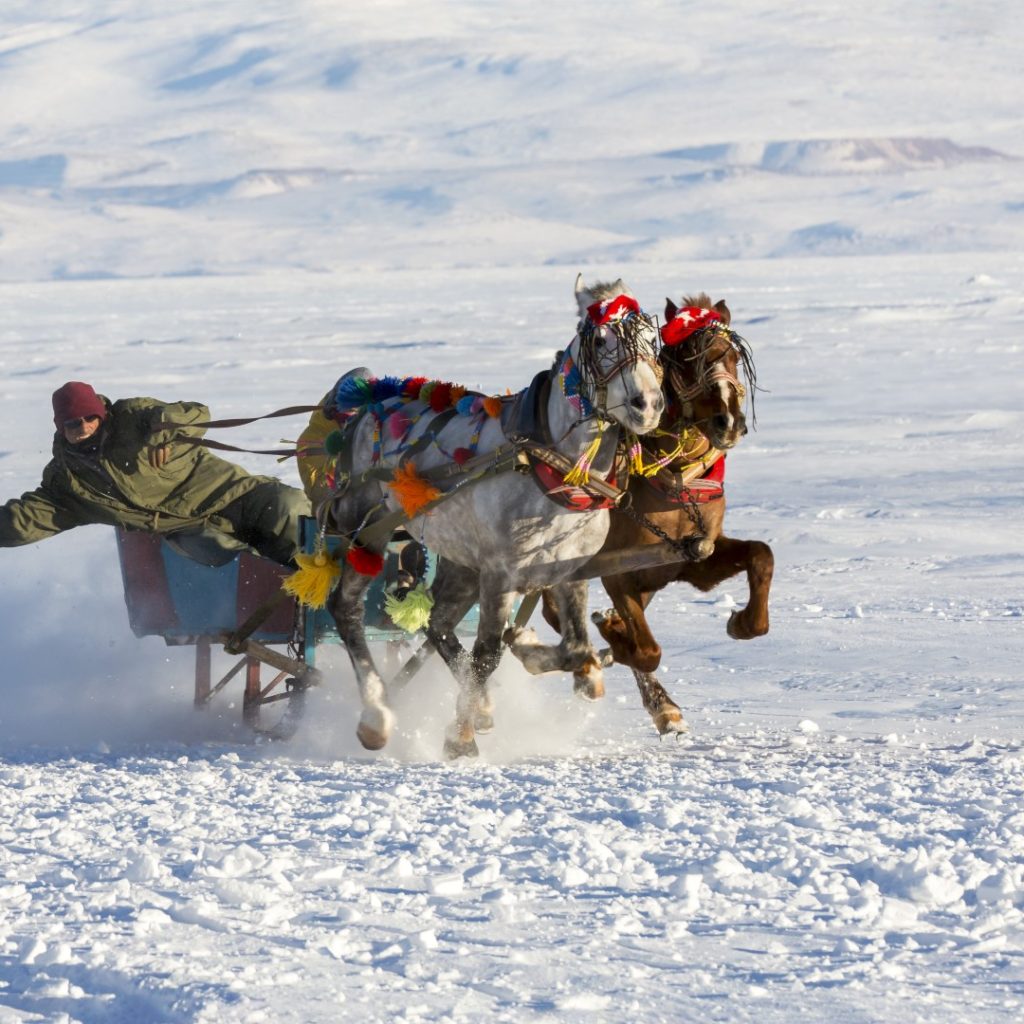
[{"xmin": 0, "ymin": 382, "xmax": 310, "ymax": 566}]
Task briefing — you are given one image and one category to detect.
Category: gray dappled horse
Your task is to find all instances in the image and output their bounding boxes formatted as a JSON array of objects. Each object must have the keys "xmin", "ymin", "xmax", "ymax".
[{"xmin": 321, "ymin": 275, "xmax": 664, "ymax": 756}]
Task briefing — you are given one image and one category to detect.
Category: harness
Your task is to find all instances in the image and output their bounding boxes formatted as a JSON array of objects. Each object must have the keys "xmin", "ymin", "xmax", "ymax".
[
  {"xmin": 642, "ymin": 450, "xmax": 725, "ymax": 507},
  {"xmin": 503, "ymin": 366, "xmax": 628, "ymax": 511}
]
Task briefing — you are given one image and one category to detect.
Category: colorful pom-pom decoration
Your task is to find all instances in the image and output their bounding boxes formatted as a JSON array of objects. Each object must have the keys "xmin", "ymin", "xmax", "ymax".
[
  {"xmin": 452, "ymin": 447, "xmax": 473, "ymax": 466},
  {"xmin": 373, "ymin": 376, "xmax": 404, "ymax": 401},
  {"xmin": 282, "ymin": 549, "xmax": 342, "ymax": 608},
  {"xmin": 346, "ymin": 544, "xmax": 385, "ymax": 577},
  {"xmin": 482, "ymin": 396, "xmax": 503, "ymax": 419},
  {"xmin": 384, "ymin": 583, "xmax": 435, "ymax": 633},
  {"xmin": 429, "ymin": 382, "xmax": 453, "ymax": 412},
  {"xmin": 403, "ymin": 377, "xmax": 428, "ymax": 400},
  {"xmin": 456, "ymin": 395, "xmax": 477, "ymax": 416},
  {"xmin": 390, "ymin": 462, "xmax": 442, "ymax": 518},
  {"xmin": 324, "ymin": 430, "xmax": 346, "ymax": 456},
  {"xmin": 386, "ymin": 411, "xmax": 411, "ymax": 439},
  {"xmin": 335, "ymin": 376, "xmax": 373, "ymax": 409}
]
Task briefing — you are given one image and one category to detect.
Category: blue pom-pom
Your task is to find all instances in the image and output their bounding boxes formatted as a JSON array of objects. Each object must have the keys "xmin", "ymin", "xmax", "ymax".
[
  {"xmin": 335, "ymin": 376, "xmax": 373, "ymax": 409},
  {"xmin": 456, "ymin": 395, "xmax": 477, "ymax": 416},
  {"xmin": 372, "ymin": 375, "xmax": 404, "ymax": 402}
]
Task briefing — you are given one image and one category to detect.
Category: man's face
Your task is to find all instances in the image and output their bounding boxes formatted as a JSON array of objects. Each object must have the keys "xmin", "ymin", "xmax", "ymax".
[{"xmin": 63, "ymin": 415, "xmax": 102, "ymax": 444}]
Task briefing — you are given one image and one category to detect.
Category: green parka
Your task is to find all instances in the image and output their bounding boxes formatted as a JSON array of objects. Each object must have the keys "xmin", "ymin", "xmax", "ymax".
[{"xmin": 0, "ymin": 396, "xmax": 294, "ymax": 547}]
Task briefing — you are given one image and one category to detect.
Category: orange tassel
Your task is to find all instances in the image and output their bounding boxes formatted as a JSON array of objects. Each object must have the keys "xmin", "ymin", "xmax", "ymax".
[
  {"xmin": 390, "ymin": 462, "xmax": 442, "ymax": 517},
  {"xmin": 483, "ymin": 396, "xmax": 502, "ymax": 418}
]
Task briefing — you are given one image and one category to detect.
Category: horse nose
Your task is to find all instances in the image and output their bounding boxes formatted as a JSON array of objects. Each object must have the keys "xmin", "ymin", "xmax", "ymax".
[
  {"xmin": 630, "ymin": 393, "xmax": 664, "ymax": 414},
  {"xmin": 713, "ymin": 411, "xmax": 747, "ymax": 438}
]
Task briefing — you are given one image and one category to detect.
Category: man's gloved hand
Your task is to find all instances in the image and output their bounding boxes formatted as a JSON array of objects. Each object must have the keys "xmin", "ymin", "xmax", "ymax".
[{"xmin": 147, "ymin": 444, "xmax": 171, "ymax": 469}]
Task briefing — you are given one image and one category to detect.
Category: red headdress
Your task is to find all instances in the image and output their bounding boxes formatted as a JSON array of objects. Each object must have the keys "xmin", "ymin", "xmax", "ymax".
[
  {"xmin": 660, "ymin": 307, "xmax": 722, "ymax": 347},
  {"xmin": 586, "ymin": 294, "xmax": 641, "ymax": 325}
]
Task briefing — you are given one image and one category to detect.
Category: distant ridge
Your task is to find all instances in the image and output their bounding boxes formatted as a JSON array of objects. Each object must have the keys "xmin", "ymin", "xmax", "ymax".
[{"xmin": 658, "ymin": 137, "xmax": 1015, "ymax": 174}]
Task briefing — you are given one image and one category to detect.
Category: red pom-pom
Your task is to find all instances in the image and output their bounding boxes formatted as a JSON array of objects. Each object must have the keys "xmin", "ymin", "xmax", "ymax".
[
  {"xmin": 453, "ymin": 447, "xmax": 473, "ymax": 465},
  {"xmin": 346, "ymin": 544, "xmax": 384, "ymax": 577},
  {"xmin": 429, "ymin": 382, "xmax": 453, "ymax": 412},
  {"xmin": 403, "ymin": 376, "xmax": 428, "ymax": 400}
]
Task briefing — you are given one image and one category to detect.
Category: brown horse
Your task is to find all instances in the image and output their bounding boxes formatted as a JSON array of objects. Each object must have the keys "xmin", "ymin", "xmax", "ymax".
[{"xmin": 539, "ymin": 294, "xmax": 773, "ymax": 736}]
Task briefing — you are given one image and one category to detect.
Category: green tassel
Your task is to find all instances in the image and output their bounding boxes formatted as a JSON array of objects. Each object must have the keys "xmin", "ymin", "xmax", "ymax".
[{"xmin": 383, "ymin": 583, "xmax": 435, "ymax": 633}]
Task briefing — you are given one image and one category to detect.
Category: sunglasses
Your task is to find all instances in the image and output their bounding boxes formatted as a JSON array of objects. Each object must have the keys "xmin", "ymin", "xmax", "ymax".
[{"xmin": 63, "ymin": 416, "xmax": 101, "ymax": 429}]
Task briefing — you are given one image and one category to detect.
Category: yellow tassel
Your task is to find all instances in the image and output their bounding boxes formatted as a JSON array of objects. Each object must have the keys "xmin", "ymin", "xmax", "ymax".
[
  {"xmin": 281, "ymin": 548, "xmax": 341, "ymax": 608},
  {"xmin": 563, "ymin": 434, "xmax": 603, "ymax": 487},
  {"xmin": 383, "ymin": 583, "xmax": 435, "ymax": 633},
  {"xmin": 390, "ymin": 462, "xmax": 442, "ymax": 518}
]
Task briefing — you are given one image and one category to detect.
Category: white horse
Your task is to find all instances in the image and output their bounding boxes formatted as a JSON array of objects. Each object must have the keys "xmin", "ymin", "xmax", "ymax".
[{"xmin": 318, "ymin": 275, "xmax": 664, "ymax": 756}]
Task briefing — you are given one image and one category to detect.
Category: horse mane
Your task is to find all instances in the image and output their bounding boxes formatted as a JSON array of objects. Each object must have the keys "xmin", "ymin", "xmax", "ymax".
[
  {"xmin": 679, "ymin": 292, "xmax": 720, "ymax": 315},
  {"xmin": 587, "ymin": 278, "xmax": 635, "ymax": 302}
]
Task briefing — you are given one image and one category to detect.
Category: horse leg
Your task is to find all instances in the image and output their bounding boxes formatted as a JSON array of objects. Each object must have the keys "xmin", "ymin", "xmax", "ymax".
[
  {"xmin": 327, "ymin": 560, "xmax": 396, "ymax": 750},
  {"xmin": 504, "ymin": 581, "xmax": 604, "ymax": 700},
  {"xmin": 633, "ymin": 668, "xmax": 688, "ymax": 737},
  {"xmin": 540, "ymin": 589, "xmax": 561, "ymax": 633},
  {"xmin": 424, "ymin": 560, "xmax": 491, "ymax": 755},
  {"xmin": 439, "ymin": 579, "xmax": 514, "ymax": 759},
  {"xmin": 541, "ymin": 575, "xmax": 685, "ymax": 733},
  {"xmin": 593, "ymin": 575, "xmax": 663, "ymax": 674},
  {"xmin": 674, "ymin": 535, "xmax": 774, "ymax": 639},
  {"xmin": 592, "ymin": 578, "xmax": 686, "ymax": 734},
  {"xmin": 557, "ymin": 580, "xmax": 604, "ymax": 700}
]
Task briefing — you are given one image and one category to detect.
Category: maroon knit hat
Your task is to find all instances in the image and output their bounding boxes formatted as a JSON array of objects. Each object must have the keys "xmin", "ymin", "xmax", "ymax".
[{"xmin": 52, "ymin": 382, "xmax": 108, "ymax": 428}]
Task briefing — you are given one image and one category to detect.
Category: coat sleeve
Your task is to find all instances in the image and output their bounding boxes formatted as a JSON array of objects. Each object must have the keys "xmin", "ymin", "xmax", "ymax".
[
  {"xmin": 0, "ymin": 485, "xmax": 81, "ymax": 546},
  {"xmin": 146, "ymin": 401, "xmax": 211, "ymax": 446}
]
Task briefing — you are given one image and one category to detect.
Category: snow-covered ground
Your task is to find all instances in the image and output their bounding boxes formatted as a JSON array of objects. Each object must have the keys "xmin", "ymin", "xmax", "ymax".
[{"xmin": 1, "ymin": 3, "xmax": 1022, "ymax": 1022}]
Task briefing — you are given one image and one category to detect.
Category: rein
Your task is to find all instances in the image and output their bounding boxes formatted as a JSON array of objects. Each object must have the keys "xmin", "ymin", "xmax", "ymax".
[{"xmin": 152, "ymin": 405, "xmax": 321, "ymax": 459}]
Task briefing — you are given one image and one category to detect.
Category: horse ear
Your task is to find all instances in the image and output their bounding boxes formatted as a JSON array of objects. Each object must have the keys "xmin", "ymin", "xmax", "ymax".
[
  {"xmin": 714, "ymin": 299, "xmax": 731, "ymax": 325},
  {"xmin": 665, "ymin": 298, "xmax": 678, "ymax": 321},
  {"xmin": 574, "ymin": 273, "xmax": 591, "ymax": 314}
]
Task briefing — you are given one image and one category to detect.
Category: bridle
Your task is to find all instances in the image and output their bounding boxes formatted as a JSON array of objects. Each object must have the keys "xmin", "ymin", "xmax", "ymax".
[
  {"xmin": 575, "ymin": 308, "xmax": 662, "ymax": 419},
  {"xmin": 663, "ymin": 325, "xmax": 755, "ymax": 425}
]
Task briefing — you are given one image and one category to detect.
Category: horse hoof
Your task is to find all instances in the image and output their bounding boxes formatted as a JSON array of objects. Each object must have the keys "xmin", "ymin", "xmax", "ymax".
[
  {"xmin": 443, "ymin": 735, "xmax": 480, "ymax": 760},
  {"xmin": 591, "ymin": 607, "xmax": 615, "ymax": 626},
  {"xmin": 685, "ymin": 536, "xmax": 715, "ymax": 561},
  {"xmin": 727, "ymin": 610, "xmax": 769, "ymax": 640},
  {"xmin": 573, "ymin": 659, "xmax": 605, "ymax": 701},
  {"xmin": 653, "ymin": 707, "xmax": 689, "ymax": 736},
  {"xmin": 356, "ymin": 722, "xmax": 388, "ymax": 750},
  {"xmin": 503, "ymin": 624, "xmax": 537, "ymax": 647},
  {"xmin": 356, "ymin": 707, "xmax": 394, "ymax": 751}
]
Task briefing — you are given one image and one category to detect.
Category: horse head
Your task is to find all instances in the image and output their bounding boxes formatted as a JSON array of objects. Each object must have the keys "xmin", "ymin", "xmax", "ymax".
[
  {"xmin": 660, "ymin": 293, "xmax": 757, "ymax": 450},
  {"xmin": 569, "ymin": 274, "xmax": 664, "ymax": 436}
]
